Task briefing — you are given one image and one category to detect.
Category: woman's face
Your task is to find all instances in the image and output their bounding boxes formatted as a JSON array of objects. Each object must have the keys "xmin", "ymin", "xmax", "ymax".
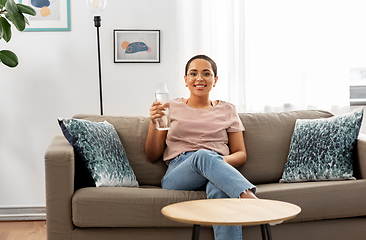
[{"xmin": 184, "ymin": 59, "xmax": 218, "ymax": 97}]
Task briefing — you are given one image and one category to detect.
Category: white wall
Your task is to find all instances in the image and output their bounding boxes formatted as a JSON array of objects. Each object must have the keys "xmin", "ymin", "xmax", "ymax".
[
  {"xmin": 2, "ymin": 0, "xmax": 365, "ymax": 208},
  {"xmin": 0, "ymin": 0, "xmax": 179, "ymax": 207}
]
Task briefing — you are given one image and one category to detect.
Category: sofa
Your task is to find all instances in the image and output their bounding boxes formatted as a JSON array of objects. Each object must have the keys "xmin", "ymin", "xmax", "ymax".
[{"xmin": 45, "ymin": 110, "xmax": 366, "ymax": 240}]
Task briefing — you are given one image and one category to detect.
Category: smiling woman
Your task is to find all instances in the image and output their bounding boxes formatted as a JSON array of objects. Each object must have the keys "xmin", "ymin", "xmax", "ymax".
[
  {"xmin": 183, "ymin": 55, "xmax": 218, "ymax": 108},
  {"xmin": 184, "ymin": 58, "xmax": 218, "ymax": 105},
  {"xmin": 145, "ymin": 54, "xmax": 257, "ymax": 240}
]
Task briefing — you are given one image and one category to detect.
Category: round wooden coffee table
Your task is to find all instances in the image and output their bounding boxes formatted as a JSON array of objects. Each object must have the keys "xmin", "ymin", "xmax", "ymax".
[{"xmin": 161, "ymin": 198, "xmax": 301, "ymax": 240}]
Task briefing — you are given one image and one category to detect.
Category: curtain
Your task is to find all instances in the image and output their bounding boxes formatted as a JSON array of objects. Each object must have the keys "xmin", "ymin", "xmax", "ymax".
[
  {"xmin": 176, "ymin": 0, "xmax": 246, "ymax": 112},
  {"xmin": 177, "ymin": 0, "xmax": 366, "ymax": 115},
  {"xmin": 244, "ymin": 0, "xmax": 354, "ymax": 114}
]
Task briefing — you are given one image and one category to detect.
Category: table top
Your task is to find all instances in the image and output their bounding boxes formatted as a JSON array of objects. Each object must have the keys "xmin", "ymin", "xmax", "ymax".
[{"xmin": 161, "ymin": 199, "xmax": 301, "ymax": 226}]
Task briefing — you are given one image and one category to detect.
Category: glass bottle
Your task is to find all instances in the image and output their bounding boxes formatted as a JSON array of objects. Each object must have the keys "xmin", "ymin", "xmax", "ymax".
[{"xmin": 155, "ymin": 83, "xmax": 170, "ymax": 130}]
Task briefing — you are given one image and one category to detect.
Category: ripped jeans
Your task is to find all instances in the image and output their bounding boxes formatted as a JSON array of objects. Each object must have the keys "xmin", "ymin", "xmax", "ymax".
[{"xmin": 161, "ymin": 149, "xmax": 256, "ymax": 240}]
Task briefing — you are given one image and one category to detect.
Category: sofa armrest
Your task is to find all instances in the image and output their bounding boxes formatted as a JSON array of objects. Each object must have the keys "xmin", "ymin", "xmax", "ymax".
[
  {"xmin": 355, "ymin": 133, "xmax": 366, "ymax": 179},
  {"xmin": 45, "ymin": 135, "xmax": 75, "ymax": 240}
]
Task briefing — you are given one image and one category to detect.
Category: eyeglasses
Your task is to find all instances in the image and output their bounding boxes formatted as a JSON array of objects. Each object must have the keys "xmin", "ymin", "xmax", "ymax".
[{"xmin": 187, "ymin": 71, "xmax": 214, "ymax": 80}]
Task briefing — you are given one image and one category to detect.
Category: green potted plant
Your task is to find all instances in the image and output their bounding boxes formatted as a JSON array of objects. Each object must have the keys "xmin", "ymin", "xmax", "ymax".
[{"xmin": 0, "ymin": 0, "xmax": 35, "ymax": 68}]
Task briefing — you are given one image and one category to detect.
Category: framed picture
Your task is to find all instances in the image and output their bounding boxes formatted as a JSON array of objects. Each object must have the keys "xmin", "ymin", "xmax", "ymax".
[
  {"xmin": 114, "ymin": 30, "xmax": 160, "ymax": 63},
  {"xmin": 19, "ymin": 0, "xmax": 70, "ymax": 31}
]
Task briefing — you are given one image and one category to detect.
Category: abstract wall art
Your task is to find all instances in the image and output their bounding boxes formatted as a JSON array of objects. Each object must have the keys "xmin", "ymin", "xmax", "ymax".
[
  {"xmin": 19, "ymin": 0, "xmax": 70, "ymax": 31},
  {"xmin": 114, "ymin": 30, "xmax": 160, "ymax": 63}
]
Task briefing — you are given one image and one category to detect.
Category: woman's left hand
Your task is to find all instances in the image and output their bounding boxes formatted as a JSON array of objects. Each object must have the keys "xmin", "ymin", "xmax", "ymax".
[{"xmin": 224, "ymin": 131, "xmax": 247, "ymax": 168}]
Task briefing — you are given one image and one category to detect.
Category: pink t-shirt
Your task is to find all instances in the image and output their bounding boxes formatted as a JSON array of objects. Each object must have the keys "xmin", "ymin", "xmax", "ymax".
[{"xmin": 163, "ymin": 98, "xmax": 245, "ymax": 161}]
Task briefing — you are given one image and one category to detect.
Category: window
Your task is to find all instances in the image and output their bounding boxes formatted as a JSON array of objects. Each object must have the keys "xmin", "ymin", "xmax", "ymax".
[{"xmin": 178, "ymin": 0, "xmax": 366, "ymax": 114}]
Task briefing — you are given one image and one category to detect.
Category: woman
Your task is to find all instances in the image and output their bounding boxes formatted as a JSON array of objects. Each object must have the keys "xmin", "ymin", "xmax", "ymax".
[{"xmin": 145, "ymin": 54, "xmax": 257, "ymax": 240}]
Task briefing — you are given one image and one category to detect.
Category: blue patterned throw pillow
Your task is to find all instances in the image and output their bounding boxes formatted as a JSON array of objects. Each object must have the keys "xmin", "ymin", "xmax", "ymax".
[
  {"xmin": 280, "ymin": 107, "xmax": 364, "ymax": 183},
  {"xmin": 58, "ymin": 118, "xmax": 139, "ymax": 188}
]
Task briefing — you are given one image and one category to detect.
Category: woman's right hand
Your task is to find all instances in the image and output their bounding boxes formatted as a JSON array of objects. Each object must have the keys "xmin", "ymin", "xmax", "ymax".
[
  {"xmin": 150, "ymin": 101, "xmax": 168, "ymax": 124},
  {"xmin": 146, "ymin": 101, "xmax": 169, "ymax": 162}
]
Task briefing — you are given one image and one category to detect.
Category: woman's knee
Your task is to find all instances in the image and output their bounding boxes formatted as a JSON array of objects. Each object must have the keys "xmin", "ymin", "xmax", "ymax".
[{"xmin": 191, "ymin": 149, "xmax": 223, "ymax": 170}]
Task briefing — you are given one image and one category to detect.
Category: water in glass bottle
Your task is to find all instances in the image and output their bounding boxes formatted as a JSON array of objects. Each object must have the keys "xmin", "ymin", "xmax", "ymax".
[{"xmin": 155, "ymin": 83, "xmax": 170, "ymax": 130}]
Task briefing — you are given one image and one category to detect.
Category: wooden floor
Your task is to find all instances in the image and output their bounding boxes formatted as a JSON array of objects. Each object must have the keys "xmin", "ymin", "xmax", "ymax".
[{"xmin": 0, "ymin": 221, "xmax": 47, "ymax": 240}]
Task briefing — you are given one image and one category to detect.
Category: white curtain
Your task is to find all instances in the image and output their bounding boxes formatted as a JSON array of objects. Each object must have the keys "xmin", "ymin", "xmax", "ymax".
[
  {"xmin": 176, "ymin": 0, "xmax": 246, "ymax": 112},
  {"xmin": 177, "ymin": 0, "xmax": 366, "ymax": 114}
]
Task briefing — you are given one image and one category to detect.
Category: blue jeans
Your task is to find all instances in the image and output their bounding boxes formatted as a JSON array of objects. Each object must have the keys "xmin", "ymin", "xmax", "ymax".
[{"xmin": 161, "ymin": 149, "xmax": 256, "ymax": 240}]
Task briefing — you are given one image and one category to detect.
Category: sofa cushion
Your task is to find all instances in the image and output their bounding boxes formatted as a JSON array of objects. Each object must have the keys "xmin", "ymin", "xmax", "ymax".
[
  {"xmin": 258, "ymin": 179, "xmax": 366, "ymax": 223},
  {"xmin": 238, "ymin": 110, "xmax": 334, "ymax": 184},
  {"xmin": 72, "ymin": 186, "xmax": 206, "ymax": 228},
  {"xmin": 73, "ymin": 115, "xmax": 167, "ymax": 186},
  {"xmin": 59, "ymin": 118, "xmax": 139, "ymax": 188},
  {"xmin": 71, "ymin": 180, "xmax": 366, "ymax": 228},
  {"xmin": 280, "ymin": 107, "xmax": 363, "ymax": 182}
]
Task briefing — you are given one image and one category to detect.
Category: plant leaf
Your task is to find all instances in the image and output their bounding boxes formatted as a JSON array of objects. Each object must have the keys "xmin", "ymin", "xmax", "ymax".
[
  {"xmin": 0, "ymin": 50, "xmax": 18, "ymax": 68},
  {"xmin": 17, "ymin": 4, "xmax": 36, "ymax": 16},
  {"xmin": 0, "ymin": 16, "xmax": 11, "ymax": 42},
  {"xmin": 0, "ymin": 17, "xmax": 3, "ymax": 39},
  {"xmin": 5, "ymin": 0, "xmax": 18, "ymax": 14},
  {"xmin": 23, "ymin": 14, "xmax": 29, "ymax": 25},
  {"xmin": 0, "ymin": 0, "xmax": 6, "ymax": 8},
  {"xmin": 5, "ymin": 12, "xmax": 25, "ymax": 31}
]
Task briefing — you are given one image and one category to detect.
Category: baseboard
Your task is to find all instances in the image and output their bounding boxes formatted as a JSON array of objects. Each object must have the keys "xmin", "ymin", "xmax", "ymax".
[{"xmin": 0, "ymin": 206, "xmax": 46, "ymax": 221}]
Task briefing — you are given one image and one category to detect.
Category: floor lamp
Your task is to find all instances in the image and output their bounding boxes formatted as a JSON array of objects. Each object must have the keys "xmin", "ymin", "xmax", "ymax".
[{"xmin": 86, "ymin": 0, "xmax": 107, "ymax": 115}]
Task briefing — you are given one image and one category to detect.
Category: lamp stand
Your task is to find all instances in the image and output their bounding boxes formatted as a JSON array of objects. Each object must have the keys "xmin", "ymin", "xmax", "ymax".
[{"xmin": 94, "ymin": 16, "xmax": 103, "ymax": 115}]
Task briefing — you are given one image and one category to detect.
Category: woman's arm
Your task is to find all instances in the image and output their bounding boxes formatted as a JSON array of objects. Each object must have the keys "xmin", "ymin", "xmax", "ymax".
[
  {"xmin": 223, "ymin": 131, "xmax": 247, "ymax": 168},
  {"xmin": 145, "ymin": 101, "xmax": 168, "ymax": 162}
]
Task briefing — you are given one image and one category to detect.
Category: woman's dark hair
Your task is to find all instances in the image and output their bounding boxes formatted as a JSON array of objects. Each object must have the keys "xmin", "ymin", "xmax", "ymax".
[{"xmin": 185, "ymin": 54, "xmax": 217, "ymax": 77}]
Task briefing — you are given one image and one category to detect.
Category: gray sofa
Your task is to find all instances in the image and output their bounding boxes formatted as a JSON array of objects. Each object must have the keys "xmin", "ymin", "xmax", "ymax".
[{"xmin": 45, "ymin": 110, "xmax": 366, "ymax": 240}]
